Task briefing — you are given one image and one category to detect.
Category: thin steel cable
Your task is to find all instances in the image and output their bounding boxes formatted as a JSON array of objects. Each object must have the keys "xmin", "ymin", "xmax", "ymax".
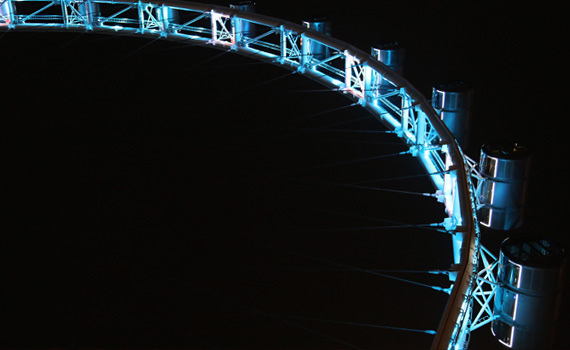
[
  {"xmin": 265, "ymin": 149, "xmax": 412, "ymax": 177},
  {"xmin": 177, "ymin": 278, "xmax": 365, "ymax": 350},
  {"xmin": 293, "ymin": 223, "xmax": 443, "ymax": 233},
  {"xmin": 279, "ymin": 314, "xmax": 437, "ymax": 335},
  {"xmin": 182, "ymin": 47, "xmax": 233, "ymax": 72},
  {"xmin": 290, "ymin": 206, "xmax": 449, "ymax": 234},
  {"xmin": 279, "ymin": 128, "xmax": 396, "ymax": 134},
  {"xmin": 208, "ymin": 231, "xmax": 452, "ymax": 293},
  {"xmin": 205, "ymin": 148, "xmax": 415, "ymax": 190},
  {"xmin": 95, "ymin": 37, "xmax": 161, "ymax": 73},
  {"xmin": 217, "ymin": 70, "xmax": 297, "ymax": 97},
  {"xmin": 240, "ymin": 102, "xmax": 359, "ymax": 135}
]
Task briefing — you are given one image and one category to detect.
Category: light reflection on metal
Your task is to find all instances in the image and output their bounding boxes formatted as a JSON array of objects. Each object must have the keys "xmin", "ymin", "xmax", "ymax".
[
  {"xmin": 344, "ymin": 52, "xmax": 365, "ymax": 99},
  {"xmin": 0, "ymin": 1, "xmax": 479, "ymax": 349}
]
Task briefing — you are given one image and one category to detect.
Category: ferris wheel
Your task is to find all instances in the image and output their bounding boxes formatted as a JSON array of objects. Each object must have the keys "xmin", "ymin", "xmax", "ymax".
[{"xmin": 2, "ymin": 1, "xmax": 564, "ymax": 349}]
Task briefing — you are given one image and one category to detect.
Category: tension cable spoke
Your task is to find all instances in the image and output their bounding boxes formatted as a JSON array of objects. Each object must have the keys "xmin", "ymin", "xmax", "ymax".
[
  {"xmin": 223, "ymin": 150, "xmax": 432, "ymax": 195},
  {"xmin": 241, "ymin": 102, "xmax": 359, "ymax": 136},
  {"xmin": 96, "ymin": 37, "xmax": 160, "ymax": 73},
  {"xmin": 337, "ymin": 182, "xmax": 437, "ymax": 197},
  {"xmin": 230, "ymin": 265, "xmax": 451, "ymax": 275},
  {"xmin": 208, "ymin": 232, "xmax": 452, "ymax": 293},
  {"xmin": 277, "ymin": 88, "xmax": 339, "ymax": 94},
  {"xmin": 256, "ymin": 174, "xmax": 437, "ymax": 199},
  {"xmin": 263, "ymin": 127, "xmax": 395, "ymax": 135},
  {"xmin": 199, "ymin": 59, "xmax": 272, "ymax": 71},
  {"xmin": 272, "ymin": 149, "xmax": 412, "ymax": 177},
  {"xmin": 183, "ymin": 47, "xmax": 233, "ymax": 72},
  {"xmin": 293, "ymin": 206, "xmax": 449, "ymax": 234},
  {"xmin": 221, "ymin": 70, "xmax": 297, "ymax": 97},
  {"xmin": 280, "ymin": 314, "xmax": 437, "ymax": 335},
  {"xmin": 179, "ymin": 279, "xmax": 364, "ymax": 350},
  {"xmin": 237, "ymin": 103, "xmax": 366, "ymax": 146},
  {"xmin": 307, "ymin": 137, "xmax": 410, "ymax": 147},
  {"xmin": 294, "ymin": 222, "xmax": 445, "ymax": 233},
  {"xmin": 313, "ymin": 115, "xmax": 374, "ymax": 130}
]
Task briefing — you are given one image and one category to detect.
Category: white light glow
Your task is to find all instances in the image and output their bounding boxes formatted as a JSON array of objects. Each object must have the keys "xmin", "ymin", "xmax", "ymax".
[
  {"xmin": 482, "ymin": 208, "xmax": 492, "ymax": 227},
  {"xmin": 496, "ymin": 323, "xmax": 514, "ymax": 348},
  {"xmin": 512, "ymin": 293, "xmax": 519, "ymax": 321}
]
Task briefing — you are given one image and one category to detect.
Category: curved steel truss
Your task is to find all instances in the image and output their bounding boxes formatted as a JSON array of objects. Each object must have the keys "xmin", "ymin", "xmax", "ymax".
[{"xmin": 1, "ymin": 1, "xmax": 481, "ymax": 349}]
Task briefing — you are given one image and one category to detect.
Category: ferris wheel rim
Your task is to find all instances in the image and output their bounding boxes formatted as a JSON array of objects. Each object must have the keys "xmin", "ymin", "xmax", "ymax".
[{"xmin": 0, "ymin": 1, "xmax": 479, "ymax": 348}]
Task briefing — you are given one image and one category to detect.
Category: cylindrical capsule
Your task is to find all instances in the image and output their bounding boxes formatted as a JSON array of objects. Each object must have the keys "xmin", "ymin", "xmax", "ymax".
[
  {"xmin": 230, "ymin": 1, "xmax": 256, "ymax": 40},
  {"xmin": 478, "ymin": 143, "xmax": 531, "ymax": 230},
  {"xmin": 78, "ymin": 1, "xmax": 101, "ymax": 29},
  {"xmin": 157, "ymin": 6, "xmax": 179, "ymax": 33},
  {"xmin": 492, "ymin": 236, "xmax": 566, "ymax": 349},
  {"xmin": 0, "ymin": 0, "xmax": 15, "ymax": 27},
  {"xmin": 371, "ymin": 41, "xmax": 405, "ymax": 75},
  {"xmin": 432, "ymin": 81, "xmax": 474, "ymax": 149},
  {"xmin": 302, "ymin": 16, "xmax": 332, "ymax": 61}
]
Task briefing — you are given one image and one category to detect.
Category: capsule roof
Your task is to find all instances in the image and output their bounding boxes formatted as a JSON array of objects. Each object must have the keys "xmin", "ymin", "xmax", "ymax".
[
  {"xmin": 482, "ymin": 143, "xmax": 531, "ymax": 160},
  {"xmin": 433, "ymin": 80, "xmax": 473, "ymax": 93},
  {"xmin": 502, "ymin": 236, "xmax": 566, "ymax": 268}
]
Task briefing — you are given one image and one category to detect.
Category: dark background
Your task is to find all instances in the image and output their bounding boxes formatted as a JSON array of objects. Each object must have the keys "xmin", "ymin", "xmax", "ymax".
[{"xmin": 2, "ymin": 0, "xmax": 569, "ymax": 349}]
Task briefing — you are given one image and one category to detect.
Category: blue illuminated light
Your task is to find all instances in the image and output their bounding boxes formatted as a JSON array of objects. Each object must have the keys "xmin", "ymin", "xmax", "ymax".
[{"xmin": 0, "ymin": 2, "xmax": 480, "ymax": 349}]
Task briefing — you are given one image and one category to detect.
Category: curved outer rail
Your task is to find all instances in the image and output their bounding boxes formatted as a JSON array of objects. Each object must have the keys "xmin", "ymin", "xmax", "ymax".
[{"xmin": 0, "ymin": 1, "xmax": 480, "ymax": 348}]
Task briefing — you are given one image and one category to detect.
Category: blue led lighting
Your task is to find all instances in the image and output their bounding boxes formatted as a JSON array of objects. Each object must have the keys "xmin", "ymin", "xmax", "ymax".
[{"xmin": 0, "ymin": 1, "xmax": 480, "ymax": 349}]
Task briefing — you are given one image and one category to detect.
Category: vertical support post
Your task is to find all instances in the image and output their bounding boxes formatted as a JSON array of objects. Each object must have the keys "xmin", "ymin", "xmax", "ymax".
[
  {"xmin": 300, "ymin": 32, "xmax": 310, "ymax": 69},
  {"xmin": 363, "ymin": 63, "xmax": 373, "ymax": 104},
  {"xmin": 61, "ymin": 0, "xmax": 69, "ymax": 28},
  {"xmin": 401, "ymin": 91, "xmax": 412, "ymax": 138},
  {"xmin": 210, "ymin": 11, "xmax": 236, "ymax": 47},
  {"xmin": 444, "ymin": 152, "xmax": 464, "ymax": 265},
  {"xmin": 443, "ymin": 151, "xmax": 457, "ymax": 217},
  {"xmin": 416, "ymin": 109, "xmax": 427, "ymax": 146},
  {"xmin": 344, "ymin": 52, "xmax": 365, "ymax": 99},
  {"xmin": 137, "ymin": 1, "xmax": 145, "ymax": 34},
  {"xmin": 210, "ymin": 11, "xmax": 217, "ymax": 43},
  {"xmin": 279, "ymin": 25, "xmax": 286, "ymax": 63},
  {"xmin": 344, "ymin": 52, "xmax": 351, "ymax": 93}
]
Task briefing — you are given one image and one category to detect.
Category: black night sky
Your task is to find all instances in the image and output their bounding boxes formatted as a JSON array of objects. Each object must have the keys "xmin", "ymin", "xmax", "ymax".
[{"xmin": 2, "ymin": 1, "xmax": 569, "ymax": 349}]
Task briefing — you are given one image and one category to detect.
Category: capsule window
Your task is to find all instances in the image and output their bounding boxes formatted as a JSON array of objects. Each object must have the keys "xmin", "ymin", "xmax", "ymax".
[
  {"xmin": 501, "ymin": 289, "xmax": 518, "ymax": 319},
  {"xmin": 493, "ymin": 319, "xmax": 514, "ymax": 348},
  {"xmin": 479, "ymin": 180, "xmax": 496, "ymax": 204},
  {"xmin": 483, "ymin": 156, "xmax": 498, "ymax": 178},
  {"xmin": 508, "ymin": 262, "xmax": 521, "ymax": 287},
  {"xmin": 501, "ymin": 261, "xmax": 521, "ymax": 288}
]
